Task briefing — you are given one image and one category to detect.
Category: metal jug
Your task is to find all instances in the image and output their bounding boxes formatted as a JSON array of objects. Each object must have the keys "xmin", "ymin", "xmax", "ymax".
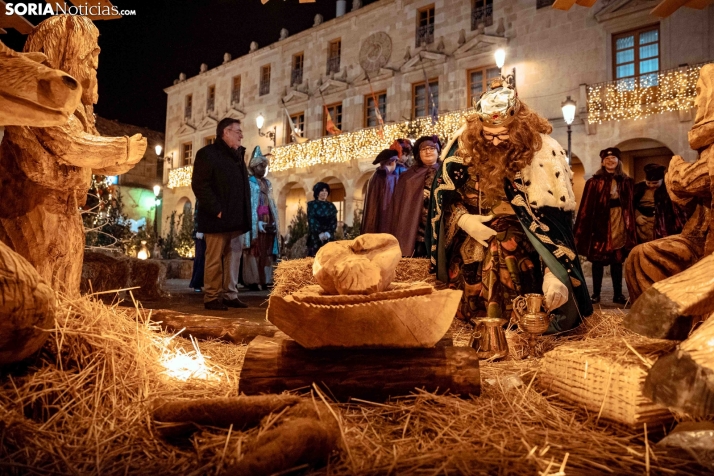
[
  {"xmin": 512, "ymin": 293, "xmax": 553, "ymax": 357},
  {"xmin": 468, "ymin": 317, "xmax": 509, "ymax": 360}
]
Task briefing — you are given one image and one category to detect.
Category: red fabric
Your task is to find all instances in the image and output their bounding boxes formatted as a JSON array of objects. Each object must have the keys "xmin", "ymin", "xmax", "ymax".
[
  {"xmin": 573, "ymin": 173, "xmax": 637, "ymax": 263},
  {"xmin": 389, "ymin": 164, "xmax": 438, "ymax": 256}
]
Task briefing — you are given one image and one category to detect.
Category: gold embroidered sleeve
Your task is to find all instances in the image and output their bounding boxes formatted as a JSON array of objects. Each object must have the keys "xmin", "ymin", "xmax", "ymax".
[{"xmin": 445, "ymin": 202, "xmax": 469, "ymax": 245}]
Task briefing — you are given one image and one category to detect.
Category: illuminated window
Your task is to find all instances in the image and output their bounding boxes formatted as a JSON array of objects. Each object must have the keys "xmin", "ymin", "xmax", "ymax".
[
  {"xmin": 323, "ymin": 102, "xmax": 343, "ymax": 135},
  {"xmin": 181, "ymin": 142, "xmax": 193, "ymax": 166},
  {"xmin": 286, "ymin": 112, "xmax": 305, "ymax": 143},
  {"xmin": 613, "ymin": 25, "xmax": 659, "ymax": 87},
  {"xmin": 204, "ymin": 136, "xmax": 216, "ymax": 146}
]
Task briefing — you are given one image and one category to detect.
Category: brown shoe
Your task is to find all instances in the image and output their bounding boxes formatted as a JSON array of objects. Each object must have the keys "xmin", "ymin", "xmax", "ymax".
[
  {"xmin": 204, "ymin": 300, "xmax": 228, "ymax": 310},
  {"xmin": 223, "ymin": 298, "xmax": 248, "ymax": 308}
]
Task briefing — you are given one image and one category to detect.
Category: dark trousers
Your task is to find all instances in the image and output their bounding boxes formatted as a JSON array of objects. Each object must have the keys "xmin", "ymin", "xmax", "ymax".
[
  {"xmin": 189, "ymin": 238, "xmax": 206, "ymax": 289},
  {"xmin": 591, "ymin": 260, "xmax": 623, "ymax": 296}
]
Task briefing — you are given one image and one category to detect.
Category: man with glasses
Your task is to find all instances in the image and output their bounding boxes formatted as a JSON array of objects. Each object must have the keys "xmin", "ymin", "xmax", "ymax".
[{"xmin": 191, "ymin": 118, "xmax": 251, "ymax": 310}]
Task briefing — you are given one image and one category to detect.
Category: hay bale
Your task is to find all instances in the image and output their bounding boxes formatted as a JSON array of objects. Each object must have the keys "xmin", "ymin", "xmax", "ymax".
[
  {"xmin": 80, "ymin": 251, "xmax": 130, "ymax": 294},
  {"xmin": 539, "ymin": 337, "xmax": 676, "ymax": 427},
  {"xmin": 164, "ymin": 259, "xmax": 193, "ymax": 279},
  {"xmin": 272, "ymin": 257, "xmax": 434, "ymax": 298},
  {"xmin": 0, "ymin": 241, "xmax": 55, "ymax": 365},
  {"xmin": 129, "ymin": 258, "xmax": 166, "ymax": 301}
]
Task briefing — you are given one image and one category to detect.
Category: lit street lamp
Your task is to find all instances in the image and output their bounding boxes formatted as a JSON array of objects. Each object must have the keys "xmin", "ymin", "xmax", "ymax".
[
  {"xmin": 155, "ymin": 144, "xmax": 163, "ymax": 156},
  {"xmin": 256, "ymin": 113, "xmax": 276, "ymax": 149},
  {"xmin": 561, "ymin": 96, "xmax": 577, "ymax": 165},
  {"xmin": 494, "ymin": 48, "xmax": 506, "ymax": 74}
]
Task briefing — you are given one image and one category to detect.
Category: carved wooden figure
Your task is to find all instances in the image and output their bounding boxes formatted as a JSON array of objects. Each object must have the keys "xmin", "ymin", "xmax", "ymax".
[
  {"xmin": 626, "ymin": 64, "xmax": 714, "ymax": 303},
  {"xmin": 0, "ymin": 38, "xmax": 85, "ymax": 365},
  {"xmin": 0, "ymin": 16, "xmax": 146, "ymax": 296}
]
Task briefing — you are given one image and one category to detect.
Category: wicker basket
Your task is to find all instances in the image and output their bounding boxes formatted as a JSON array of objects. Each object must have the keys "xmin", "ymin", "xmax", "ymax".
[{"xmin": 539, "ymin": 338, "xmax": 675, "ymax": 427}]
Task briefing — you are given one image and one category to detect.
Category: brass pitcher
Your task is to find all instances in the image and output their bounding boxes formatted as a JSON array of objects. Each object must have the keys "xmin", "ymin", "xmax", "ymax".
[
  {"xmin": 512, "ymin": 293, "xmax": 553, "ymax": 358},
  {"xmin": 468, "ymin": 317, "xmax": 509, "ymax": 360}
]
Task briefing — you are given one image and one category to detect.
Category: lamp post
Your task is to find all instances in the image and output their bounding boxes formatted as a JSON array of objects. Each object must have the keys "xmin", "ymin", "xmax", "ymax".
[
  {"xmin": 494, "ymin": 48, "xmax": 506, "ymax": 76},
  {"xmin": 256, "ymin": 113, "xmax": 276, "ymax": 149},
  {"xmin": 561, "ymin": 96, "xmax": 577, "ymax": 165},
  {"xmin": 153, "ymin": 184, "xmax": 161, "ymax": 238}
]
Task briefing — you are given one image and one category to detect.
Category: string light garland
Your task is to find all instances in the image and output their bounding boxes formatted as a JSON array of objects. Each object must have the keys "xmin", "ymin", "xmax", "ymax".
[
  {"xmin": 167, "ymin": 165, "xmax": 193, "ymax": 189},
  {"xmin": 587, "ymin": 62, "xmax": 711, "ymax": 124}
]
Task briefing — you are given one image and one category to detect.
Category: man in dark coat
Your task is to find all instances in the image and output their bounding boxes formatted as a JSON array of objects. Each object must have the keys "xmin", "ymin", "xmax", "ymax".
[
  {"xmin": 573, "ymin": 147, "xmax": 637, "ymax": 305},
  {"xmin": 633, "ymin": 163, "xmax": 688, "ymax": 243},
  {"xmin": 191, "ymin": 118, "xmax": 251, "ymax": 310},
  {"xmin": 390, "ymin": 135, "xmax": 441, "ymax": 257},
  {"xmin": 361, "ymin": 149, "xmax": 399, "ymax": 235}
]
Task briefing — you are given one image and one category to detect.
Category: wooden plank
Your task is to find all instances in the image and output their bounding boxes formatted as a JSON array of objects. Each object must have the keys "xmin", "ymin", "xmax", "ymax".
[
  {"xmin": 651, "ymin": 0, "xmax": 691, "ymax": 17},
  {"xmin": 0, "ymin": 1, "xmax": 35, "ymax": 34},
  {"xmin": 684, "ymin": 0, "xmax": 714, "ymax": 9},
  {"xmin": 552, "ymin": 0, "xmax": 577, "ymax": 11},
  {"xmin": 239, "ymin": 333, "xmax": 478, "ymax": 402},
  {"xmin": 575, "ymin": 0, "xmax": 598, "ymax": 6},
  {"xmin": 624, "ymin": 254, "xmax": 714, "ymax": 339}
]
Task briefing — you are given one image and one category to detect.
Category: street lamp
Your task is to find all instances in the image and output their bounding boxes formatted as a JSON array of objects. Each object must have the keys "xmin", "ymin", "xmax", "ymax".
[
  {"xmin": 153, "ymin": 184, "xmax": 161, "ymax": 237},
  {"xmin": 561, "ymin": 96, "xmax": 577, "ymax": 165},
  {"xmin": 494, "ymin": 48, "xmax": 506, "ymax": 74},
  {"xmin": 155, "ymin": 144, "xmax": 163, "ymax": 156},
  {"xmin": 256, "ymin": 113, "xmax": 276, "ymax": 149}
]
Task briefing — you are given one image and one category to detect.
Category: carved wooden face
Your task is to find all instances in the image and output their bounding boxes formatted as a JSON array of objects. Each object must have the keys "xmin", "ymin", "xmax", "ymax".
[{"xmin": 0, "ymin": 40, "xmax": 82, "ymax": 127}]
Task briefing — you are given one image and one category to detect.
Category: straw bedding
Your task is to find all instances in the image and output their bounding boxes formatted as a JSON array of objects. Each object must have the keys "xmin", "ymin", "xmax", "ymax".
[{"xmin": 0, "ymin": 267, "xmax": 711, "ymax": 474}]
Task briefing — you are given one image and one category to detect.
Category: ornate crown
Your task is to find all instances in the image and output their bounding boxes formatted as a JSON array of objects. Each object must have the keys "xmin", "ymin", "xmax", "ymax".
[{"xmin": 473, "ymin": 76, "xmax": 520, "ymax": 127}]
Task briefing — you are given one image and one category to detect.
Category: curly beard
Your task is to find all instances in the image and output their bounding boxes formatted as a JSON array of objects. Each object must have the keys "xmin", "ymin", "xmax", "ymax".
[{"xmin": 457, "ymin": 102, "xmax": 552, "ymax": 207}]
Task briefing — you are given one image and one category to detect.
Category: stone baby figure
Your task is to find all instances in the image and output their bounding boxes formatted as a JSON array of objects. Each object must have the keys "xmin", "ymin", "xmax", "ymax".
[{"xmin": 426, "ymin": 78, "xmax": 593, "ymax": 332}]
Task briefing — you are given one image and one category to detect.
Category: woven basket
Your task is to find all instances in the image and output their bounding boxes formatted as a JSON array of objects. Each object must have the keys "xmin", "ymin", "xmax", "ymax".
[{"xmin": 539, "ymin": 338, "xmax": 674, "ymax": 427}]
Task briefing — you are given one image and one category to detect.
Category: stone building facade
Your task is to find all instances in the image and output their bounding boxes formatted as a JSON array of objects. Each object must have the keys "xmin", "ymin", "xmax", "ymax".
[{"xmin": 161, "ymin": 0, "xmax": 714, "ymax": 236}]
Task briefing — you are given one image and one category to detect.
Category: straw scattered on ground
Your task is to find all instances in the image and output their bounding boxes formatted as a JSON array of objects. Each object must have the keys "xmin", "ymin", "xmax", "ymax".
[{"xmin": 0, "ymin": 284, "xmax": 711, "ymax": 474}]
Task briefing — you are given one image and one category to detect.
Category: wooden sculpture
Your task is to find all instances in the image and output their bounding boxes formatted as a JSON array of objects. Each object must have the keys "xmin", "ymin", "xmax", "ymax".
[
  {"xmin": 624, "ymin": 64, "xmax": 714, "ymax": 338},
  {"xmin": 0, "ymin": 15, "xmax": 146, "ymax": 296},
  {"xmin": 0, "ymin": 38, "xmax": 85, "ymax": 365}
]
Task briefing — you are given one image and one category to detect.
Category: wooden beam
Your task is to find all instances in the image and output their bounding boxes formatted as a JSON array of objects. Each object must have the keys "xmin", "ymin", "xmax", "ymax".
[
  {"xmin": 575, "ymin": 0, "xmax": 598, "ymax": 6},
  {"xmin": 552, "ymin": 0, "xmax": 578, "ymax": 10},
  {"xmin": 0, "ymin": 0, "xmax": 35, "ymax": 34},
  {"xmin": 651, "ymin": 0, "xmax": 691, "ymax": 17},
  {"xmin": 684, "ymin": 0, "xmax": 714, "ymax": 9}
]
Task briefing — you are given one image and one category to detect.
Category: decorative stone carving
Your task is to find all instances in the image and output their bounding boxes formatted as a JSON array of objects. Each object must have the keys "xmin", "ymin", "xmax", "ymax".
[
  {"xmin": 0, "ymin": 16, "xmax": 146, "ymax": 296},
  {"xmin": 352, "ymin": 0, "xmax": 362, "ymax": 11},
  {"xmin": 359, "ymin": 31, "xmax": 392, "ymax": 75},
  {"xmin": 496, "ymin": 18, "xmax": 506, "ymax": 36},
  {"xmin": 457, "ymin": 29, "xmax": 466, "ymax": 46},
  {"xmin": 313, "ymin": 234, "xmax": 401, "ymax": 295},
  {"xmin": 179, "ymin": 72, "xmax": 186, "ymax": 81},
  {"xmin": 199, "ymin": 63, "xmax": 207, "ymax": 73},
  {"xmin": 404, "ymin": 45, "xmax": 411, "ymax": 61},
  {"xmin": 436, "ymin": 36, "xmax": 445, "ymax": 53},
  {"xmin": 279, "ymin": 28, "xmax": 289, "ymax": 40},
  {"xmin": 313, "ymin": 14, "xmax": 323, "ymax": 26},
  {"xmin": 250, "ymin": 41, "xmax": 258, "ymax": 52},
  {"xmin": 223, "ymin": 52, "xmax": 232, "ymax": 63}
]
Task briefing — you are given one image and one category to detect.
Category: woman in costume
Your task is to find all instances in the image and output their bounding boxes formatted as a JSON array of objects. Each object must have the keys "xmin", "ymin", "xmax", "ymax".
[
  {"xmin": 426, "ymin": 78, "xmax": 593, "ymax": 332},
  {"xmin": 361, "ymin": 148, "xmax": 399, "ymax": 235},
  {"xmin": 241, "ymin": 147, "xmax": 279, "ymax": 291},
  {"xmin": 307, "ymin": 182, "xmax": 338, "ymax": 257},
  {"xmin": 573, "ymin": 147, "xmax": 636, "ymax": 305},
  {"xmin": 390, "ymin": 135, "xmax": 442, "ymax": 257}
]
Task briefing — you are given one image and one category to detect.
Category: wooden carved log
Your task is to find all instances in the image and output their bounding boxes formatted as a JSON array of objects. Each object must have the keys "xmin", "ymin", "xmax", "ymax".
[
  {"xmin": 624, "ymin": 254, "xmax": 714, "ymax": 339},
  {"xmin": 239, "ymin": 333, "xmax": 480, "ymax": 401},
  {"xmin": 644, "ymin": 314, "xmax": 714, "ymax": 417},
  {"xmin": 0, "ymin": 241, "xmax": 55, "ymax": 365},
  {"xmin": 150, "ymin": 309, "xmax": 277, "ymax": 344}
]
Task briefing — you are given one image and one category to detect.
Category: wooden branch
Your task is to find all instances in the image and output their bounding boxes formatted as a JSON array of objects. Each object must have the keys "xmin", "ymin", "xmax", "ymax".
[
  {"xmin": 239, "ymin": 332, "xmax": 479, "ymax": 402},
  {"xmin": 644, "ymin": 315, "xmax": 714, "ymax": 417},
  {"xmin": 624, "ymin": 254, "xmax": 714, "ymax": 339},
  {"xmin": 150, "ymin": 309, "xmax": 277, "ymax": 344}
]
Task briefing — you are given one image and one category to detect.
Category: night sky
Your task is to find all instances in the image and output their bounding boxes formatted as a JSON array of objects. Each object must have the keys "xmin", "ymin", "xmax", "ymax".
[{"xmin": 3, "ymin": 0, "xmax": 379, "ymax": 132}]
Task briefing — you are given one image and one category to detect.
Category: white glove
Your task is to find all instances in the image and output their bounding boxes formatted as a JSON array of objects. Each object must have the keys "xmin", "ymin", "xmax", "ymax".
[
  {"xmin": 324, "ymin": 232, "xmax": 330, "ymax": 240},
  {"xmin": 195, "ymin": 232, "xmax": 204, "ymax": 239},
  {"xmin": 258, "ymin": 221, "xmax": 266, "ymax": 233},
  {"xmin": 542, "ymin": 269, "xmax": 568, "ymax": 310},
  {"xmin": 457, "ymin": 214, "xmax": 497, "ymax": 247},
  {"xmin": 318, "ymin": 232, "xmax": 327, "ymax": 242}
]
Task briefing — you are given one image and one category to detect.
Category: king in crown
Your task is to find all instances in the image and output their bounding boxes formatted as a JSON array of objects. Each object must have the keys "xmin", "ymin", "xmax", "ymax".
[{"xmin": 426, "ymin": 75, "xmax": 593, "ymax": 332}]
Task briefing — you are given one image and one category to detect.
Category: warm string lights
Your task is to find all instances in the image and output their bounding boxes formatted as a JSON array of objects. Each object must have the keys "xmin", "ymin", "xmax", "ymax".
[
  {"xmin": 167, "ymin": 165, "xmax": 193, "ymax": 189},
  {"xmin": 270, "ymin": 109, "xmax": 474, "ymax": 172},
  {"xmin": 587, "ymin": 62, "xmax": 710, "ymax": 124}
]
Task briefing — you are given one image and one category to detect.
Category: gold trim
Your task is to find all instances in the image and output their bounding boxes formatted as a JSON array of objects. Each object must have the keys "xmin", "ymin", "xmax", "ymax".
[{"xmin": 429, "ymin": 154, "xmax": 465, "ymax": 264}]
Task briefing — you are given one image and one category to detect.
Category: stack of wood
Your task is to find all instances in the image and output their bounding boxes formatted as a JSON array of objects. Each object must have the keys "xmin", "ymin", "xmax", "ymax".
[{"xmin": 241, "ymin": 235, "xmax": 481, "ymax": 401}]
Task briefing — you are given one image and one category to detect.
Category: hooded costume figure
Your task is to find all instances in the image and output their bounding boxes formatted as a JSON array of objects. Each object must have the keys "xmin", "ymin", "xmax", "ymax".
[
  {"xmin": 426, "ymin": 78, "xmax": 592, "ymax": 332},
  {"xmin": 361, "ymin": 149, "xmax": 399, "ymax": 235},
  {"xmin": 633, "ymin": 163, "xmax": 687, "ymax": 243},
  {"xmin": 307, "ymin": 182, "xmax": 338, "ymax": 256},
  {"xmin": 241, "ymin": 146, "xmax": 279, "ymax": 289},
  {"xmin": 390, "ymin": 136, "xmax": 442, "ymax": 257},
  {"xmin": 390, "ymin": 138, "xmax": 413, "ymax": 175},
  {"xmin": 573, "ymin": 147, "xmax": 636, "ymax": 304}
]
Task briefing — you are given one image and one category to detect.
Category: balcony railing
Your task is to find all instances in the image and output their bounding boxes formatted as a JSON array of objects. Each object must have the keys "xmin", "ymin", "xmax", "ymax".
[
  {"xmin": 231, "ymin": 89, "xmax": 240, "ymax": 104},
  {"xmin": 184, "ymin": 106, "xmax": 192, "ymax": 119},
  {"xmin": 206, "ymin": 97, "xmax": 214, "ymax": 112},
  {"xmin": 259, "ymin": 79, "xmax": 270, "ymax": 96},
  {"xmin": 416, "ymin": 24, "xmax": 434, "ymax": 47},
  {"xmin": 586, "ymin": 62, "xmax": 710, "ymax": 124},
  {"xmin": 471, "ymin": 4, "xmax": 493, "ymax": 30},
  {"xmin": 326, "ymin": 56, "xmax": 340, "ymax": 75},
  {"xmin": 291, "ymin": 68, "xmax": 303, "ymax": 86}
]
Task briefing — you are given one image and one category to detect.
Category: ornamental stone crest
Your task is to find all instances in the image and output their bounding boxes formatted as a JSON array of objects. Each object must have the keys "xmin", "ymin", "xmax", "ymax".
[{"xmin": 359, "ymin": 31, "xmax": 392, "ymax": 76}]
